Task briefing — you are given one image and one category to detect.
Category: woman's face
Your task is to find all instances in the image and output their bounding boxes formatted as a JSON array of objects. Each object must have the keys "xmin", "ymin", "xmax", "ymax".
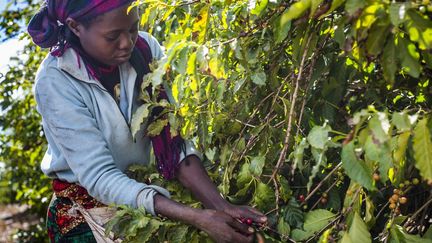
[{"xmin": 68, "ymin": 5, "xmax": 139, "ymax": 66}]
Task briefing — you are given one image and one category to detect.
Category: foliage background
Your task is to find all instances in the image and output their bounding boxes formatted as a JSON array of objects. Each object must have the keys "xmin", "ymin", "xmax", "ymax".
[
  {"xmin": 1, "ymin": 0, "xmax": 432, "ymax": 242},
  {"xmin": 1, "ymin": 0, "xmax": 49, "ymax": 241}
]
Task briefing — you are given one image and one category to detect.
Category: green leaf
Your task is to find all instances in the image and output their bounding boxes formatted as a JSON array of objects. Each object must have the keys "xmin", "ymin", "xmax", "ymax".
[
  {"xmin": 290, "ymin": 209, "xmax": 335, "ymax": 241},
  {"xmin": 146, "ymin": 119, "xmax": 168, "ymax": 137},
  {"xmin": 283, "ymin": 199, "xmax": 304, "ymax": 228},
  {"xmin": 392, "ymin": 112, "xmax": 411, "ymax": 131},
  {"xmin": 148, "ymin": 64, "xmax": 166, "ymax": 88},
  {"xmin": 348, "ymin": 213, "xmax": 371, "ymax": 243},
  {"xmin": 341, "ymin": 142, "xmax": 374, "ymax": 190},
  {"xmin": 131, "ymin": 104, "xmax": 151, "ymax": 139},
  {"xmin": 390, "ymin": 225, "xmax": 405, "ymax": 243},
  {"xmin": 382, "ymin": 37, "xmax": 397, "ymax": 84},
  {"xmin": 307, "ymin": 124, "xmax": 331, "ymax": 149},
  {"xmin": 364, "ymin": 197, "xmax": 375, "ymax": 227},
  {"xmin": 192, "ymin": 6, "xmax": 209, "ymax": 44},
  {"xmin": 292, "ymin": 138, "xmax": 309, "ymax": 171},
  {"xmin": 250, "ymin": 0, "xmax": 269, "ymax": 16},
  {"xmin": 249, "ymin": 155, "xmax": 265, "ymax": 176},
  {"xmin": 216, "ymin": 81, "xmax": 226, "ymax": 104},
  {"xmin": 405, "ymin": 9, "xmax": 432, "ymax": 50},
  {"xmin": 237, "ymin": 163, "xmax": 253, "ymax": 188},
  {"xmin": 345, "ymin": 0, "xmax": 366, "ymax": 15},
  {"xmin": 369, "ymin": 113, "xmax": 390, "ymax": 144},
  {"xmin": 310, "ymin": 0, "xmax": 323, "ymax": 16},
  {"xmin": 390, "ymin": 225, "xmax": 432, "ymax": 243},
  {"xmin": 303, "ymin": 209, "xmax": 336, "ymax": 233},
  {"xmin": 253, "ymin": 182, "xmax": 275, "ymax": 211},
  {"xmin": 424, "ymin": 226, "xmax": 432, "ymax": 240},
  {"xmin": 413, "ymin": 117, "xmax": 432, "ymax": 180},
  {"xmin": 134, "ymin": 219, "xmax": 162, "ymax": 242},
  {"xmin": 321, "ymin": 0, "xmax": 345, "ymax": 17},
  {"xmin": 366, "ymin": 19, "xmax": 390, "ymax": 56},
  {"xmin": 364, "ymin": 136, "xmax": 393, "ymax": 182},
  {"xmin": 307, "ymin": 147, "xmax": 327, "ymax": 191},
  {"xmin": 175, "ymin": 46, "xmax": 189, "ymax": 75},
  {"xmin": 171, "ymin": 225, "xmax": 189, "ymax": 243},
  {"xmin": 334, "ymin": 24, "xmax": 345, "ymax": 48},
  {"xmin": 340, "ymin": 232, "xmax": 354, "ymax": 243},
  {"xmin": 279, "ymin": 175, "xmax": 292, "ymax": 202},
  {"xmin": 394, "ymin": 131, "xmax": 411, "ymax": 170},
  {"xmin": 274, "ymin": 15, "xmax": 291, "ymax": 43},
  {"xmin": 277, "ymin": 217, "xmax": 291, "ymax": 237},
  {"xmin": 251, "ymin": 71, "xmax": 267, "ymax": 86},
  {"xmin": 398, "ymin": 37, "xmax": 421, "ymax": 78},
  {"xmin": 205, "ymin": 147, "xmax": 216, "ymax": 161},
  {"xmin": 291, "ymin": 229, "xmax": 313, "ymax": 241},
  {"xmin": 326, "ymin": 189, "xmax": 341, "ymax": 211},
  {"xmin": 393, "ymin": 216, "xmax": 408, "ymax": 226},
  {"xmin": 389, "ymin": 3, "xmax": 408, "ymax": 26},
  {"xmin": 424, "ymin": 52, "xmax": 432, "ymax": 69},
  {"xmin": 234, "ymin": 77, "xmax": 246, "ymax": 93},
  {"xmin": 291, "ymin": 229, "xmax": 311, "ymax": 241},
  {"xmin": 280, "ymin": 0, "xmax": 312, "ymax": 24}
]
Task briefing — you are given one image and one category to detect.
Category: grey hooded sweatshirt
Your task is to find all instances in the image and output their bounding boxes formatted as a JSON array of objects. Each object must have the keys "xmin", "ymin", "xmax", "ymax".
[{"xmin": 34, "ymin": 32, "xmax": 200, "ymax": 215}]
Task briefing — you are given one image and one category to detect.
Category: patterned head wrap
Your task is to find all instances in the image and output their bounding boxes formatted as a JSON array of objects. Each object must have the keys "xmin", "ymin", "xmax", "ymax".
[{"xmin": 28, "ymin": 0, "xmax": 134, "ymax": 49}]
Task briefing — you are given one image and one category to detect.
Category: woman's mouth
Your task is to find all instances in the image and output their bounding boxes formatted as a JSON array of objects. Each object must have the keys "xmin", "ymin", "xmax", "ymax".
[{"xmin": 117, "ymin": 53, "xmax": 132, "ymax": 59}]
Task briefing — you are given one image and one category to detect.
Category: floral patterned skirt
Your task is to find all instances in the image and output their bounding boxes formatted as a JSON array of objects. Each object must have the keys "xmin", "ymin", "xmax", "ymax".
[{"xmin": 47, "ymin": 179, "xmax": 105, "ymax": 243}]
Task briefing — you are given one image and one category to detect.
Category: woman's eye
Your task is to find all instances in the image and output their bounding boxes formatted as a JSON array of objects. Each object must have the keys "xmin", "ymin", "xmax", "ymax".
[{"xmin": 105, "ymin": 35, "xmax": 119, "ymax": 42}]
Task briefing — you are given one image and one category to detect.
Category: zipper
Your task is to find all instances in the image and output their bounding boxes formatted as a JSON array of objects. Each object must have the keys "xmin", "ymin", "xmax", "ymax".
[{"xmin": 85, "ymin": 81, "xmax": 132, "ymax": 130}]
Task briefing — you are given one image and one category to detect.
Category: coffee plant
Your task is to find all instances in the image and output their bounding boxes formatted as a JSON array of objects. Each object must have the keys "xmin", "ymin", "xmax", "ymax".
[
  {"xmin": 1, "ymin": 0, "xmax": 432, "ymax": 242},
  {"xmin": 112, "ymin": 0, "xmax": 432, "ymax": 242}
]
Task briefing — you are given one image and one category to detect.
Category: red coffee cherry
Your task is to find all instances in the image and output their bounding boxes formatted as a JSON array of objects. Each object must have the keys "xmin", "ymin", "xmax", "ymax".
[
  {"xmin": 299, "ymin": 195, "xmax": 305, "ymax": 202},
  {"xmin": 246, "ymin": 218, "xmax": 253, "ymax": 225}
]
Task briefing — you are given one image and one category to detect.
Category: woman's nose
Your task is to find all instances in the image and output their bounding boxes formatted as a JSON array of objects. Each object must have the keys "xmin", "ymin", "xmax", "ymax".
[{"xmin": 118, "ymin": 33, "xmax": 134, "ymax": 50}]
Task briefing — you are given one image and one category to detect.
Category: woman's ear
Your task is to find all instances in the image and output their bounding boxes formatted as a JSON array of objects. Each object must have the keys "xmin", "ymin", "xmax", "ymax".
[{"xmin": 65, "ymin": 17, "xmax": 82, "ymax": 38}]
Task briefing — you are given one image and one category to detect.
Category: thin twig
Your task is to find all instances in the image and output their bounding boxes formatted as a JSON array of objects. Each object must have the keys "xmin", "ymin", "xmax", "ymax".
[
  {"xmin": 403, "ymin": 193, "xmax": 432, "ymax": 228},
  {"xmin": 310, "ymin": 179, "xmax": 339, "ymax": 210},
  {"xmin": 226, "ymin": 90, "xmax": 275, "ymax": 164},
  {"xmin": 264, "ymin": 208, "xmax": 278, "ymax": 216},
  {"xmin": 175, "ymin": 0, "xmax": 201, "ymax": 7},
  {"xmin": 269, "ymin": 29, "xmax": 315, "ymax": 182},
  {"xmin": 302, "ymin": 162, "xmax": 342, "ymax": 205},
  {"xmin": 305, "ymin": 187, "xmax": 362, "ymax": 243},
  {"xmin": 272, "ymin": 177, "xmax": 280, "ymax": 217},
  {"xmin": 234, "ymin": 119, "xmax": 257, "ymax": 128},
  {"xmin": 305, "ymin": 214, "xmax": 342, "ymax": 243}
]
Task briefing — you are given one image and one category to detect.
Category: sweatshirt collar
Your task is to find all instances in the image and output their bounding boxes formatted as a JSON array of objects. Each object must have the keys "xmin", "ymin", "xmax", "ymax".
[{"xmin": 56, "ymin": 48, "xmax": 133, "ymax": 86}]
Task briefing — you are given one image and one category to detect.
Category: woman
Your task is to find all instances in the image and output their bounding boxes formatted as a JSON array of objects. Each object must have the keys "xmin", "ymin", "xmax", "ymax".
[{"xmin": 28, "ymin": 1, "xmax": 267, "ymax": 242}]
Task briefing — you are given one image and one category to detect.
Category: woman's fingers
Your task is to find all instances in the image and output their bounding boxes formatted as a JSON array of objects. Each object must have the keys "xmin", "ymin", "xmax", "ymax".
[
  {"xmin": 231, "ymin": 232, "xmax": 254, "ymax": 243},
  {"xmin": 228, "ymin": 218, "xmax": 255, "ymax": 235},
  {"xmin": 199, "ymin": 209, "xmax": 254, "ymax": 243},
  {"xmin": 238, "ymin": 207, "xmax": 267, "ymax": 224},
  {"xmin": 247, "ymin": 206, "xmax": 266, "ymax": 217}
]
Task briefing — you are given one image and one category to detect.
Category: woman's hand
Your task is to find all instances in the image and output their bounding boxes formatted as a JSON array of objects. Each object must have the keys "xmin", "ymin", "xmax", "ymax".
[
  {"xmin": 221, "ymin": 203, "xmax": 268, "ymax": 227},
  {"xmin": 195, "ymin": 209, "xmax": 255, "ymax": 243}
]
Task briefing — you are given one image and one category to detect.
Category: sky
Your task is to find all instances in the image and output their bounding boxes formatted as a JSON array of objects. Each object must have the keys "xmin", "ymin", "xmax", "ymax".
[
  {"xmin": 0, "ymin": 1, "xmax": 7, "ymax": 9},
  {"xmin": 0, "ymin": 0, "xmax": 27, "ymax": 74}
]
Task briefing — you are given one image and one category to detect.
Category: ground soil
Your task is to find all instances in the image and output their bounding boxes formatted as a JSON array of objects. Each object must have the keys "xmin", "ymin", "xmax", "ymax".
[{"xmin": 0, "ymin": 204, "xmax": 40, "ymax": 243}]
